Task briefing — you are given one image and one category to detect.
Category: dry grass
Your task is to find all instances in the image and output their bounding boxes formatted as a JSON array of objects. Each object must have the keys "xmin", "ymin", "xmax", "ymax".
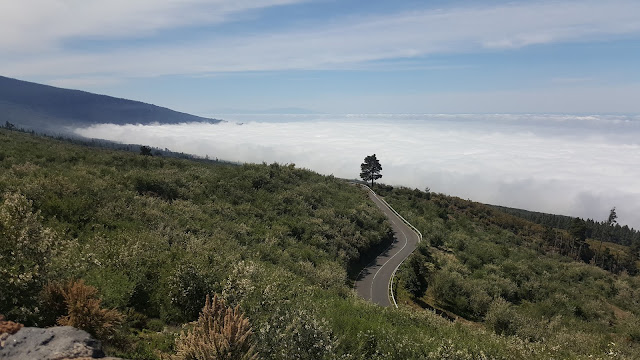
[
  {"xmin": 0, "ymin": 314, "xmax": 23, "ymax": 335},
  {"xmin": 46, "ymin": 280, "xmax": 123, "ymax": 339},
  {"xmin": 175, "ymin": 294, "xmax": 258, "ymax": 360},
  {"xmin": 586, "ymin": 239, "xmax": 629, "ymax": 257}
]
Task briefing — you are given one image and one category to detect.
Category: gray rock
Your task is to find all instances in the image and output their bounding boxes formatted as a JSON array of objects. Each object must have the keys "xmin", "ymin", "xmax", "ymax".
[{"xmin": 0, "ymin": 326, "xmax": 104, "ymax": 359}]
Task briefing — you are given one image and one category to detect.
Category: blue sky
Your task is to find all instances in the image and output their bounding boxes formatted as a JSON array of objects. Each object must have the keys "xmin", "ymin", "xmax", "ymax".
[{"xmin": 2, "ymin": 0, "xmax": 640, "ymax": 115}]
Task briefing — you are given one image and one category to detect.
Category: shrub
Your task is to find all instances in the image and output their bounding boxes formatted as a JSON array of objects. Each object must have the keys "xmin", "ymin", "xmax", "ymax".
[
  {"xmin": 123, "ymin": 308, "xmax": 148, "ymax": 330},
  {"xmin": 134, "ymin": 176, "xmax": 179, "ymax": 201},
  {"xmin": 256, "ymin": 306, "xmax": 339, "ymax": 360},
  {"xmin": 0, "ymin": 314, "xmax": 23, "ymax": 335},
  {"xmin": 0, "ymin": 192, "xmax": 60, "ymax": 323},
  {"xmin": 399, "ymin": 254, "xmax": 432, "ymax": 299},
  {"xmin": 168, "ymin": 264, "xmax": 212, "ymax": 322},
  {"xmin": 174, "ymin": 294, "xmax": 258, "ymax": 360},
  {"xmin": 147, "ymin": 318, "xmax": 166, "ymax": 333},
  {"xmin": 55, "ymin": 280, "xmax": 124, "ymax": 339},
  {"xmin": 428, "ymin": 231, "xmax": 446, "ymax": 248},
  {"xmin": 619, "ymin": 314, "xmax": 640, "ymax": 343},
  {"xmin": 140, "ymin": 146, "xmax": 153, "ymax": 156},
  {"xmin": 38, "ymin": 282, "xmax": 68, "ymax": 326},
  {"xmin": 484, "ymin": 298, "xmax": 518, "ymax": 336}
]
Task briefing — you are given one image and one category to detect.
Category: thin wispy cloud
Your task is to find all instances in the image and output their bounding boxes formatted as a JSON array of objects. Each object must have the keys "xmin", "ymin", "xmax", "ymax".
[
  {"xmin": 47, "ymin": 76, "xmax": 125, "ymax": 89},
  {"xmin": 0, "ymin": 0, "xmax": 304, "ymax": 53},
  {"xmin": 2, "ymin": 0, "xmax": 640, "ymax": 78},
  {"xmin": 74, "ymin": 114, "xmax": 640, "ymax": 229},
  {"xmin": 551, "ymin": 77, "xmax": 594, "ymax": 84}
]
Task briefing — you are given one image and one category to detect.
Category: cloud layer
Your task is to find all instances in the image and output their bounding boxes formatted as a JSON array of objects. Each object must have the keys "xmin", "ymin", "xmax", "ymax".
[
  {"xmin": 2, "ymin": 0, "xmax": 640, "ymax": 78},
  {"xmin": 0, "ymin": 0, "xmax": 303, "ymax": 52},
  {"xmin": 74, "ymin": 114, "xmax": 640, "ymax": 229}
]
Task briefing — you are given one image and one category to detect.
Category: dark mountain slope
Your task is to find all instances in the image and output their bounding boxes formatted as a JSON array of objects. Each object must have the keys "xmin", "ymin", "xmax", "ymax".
[{"xmin": 0, "ymin": 75, "xmax": 221, "ymax": 132}]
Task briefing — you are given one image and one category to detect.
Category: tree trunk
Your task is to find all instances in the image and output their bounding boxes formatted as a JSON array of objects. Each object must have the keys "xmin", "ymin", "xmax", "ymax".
[
  {"xmin": 576, "ymin": 243, "xmax": 583, "ymax": 261},
  {"xmin": 597, "ymin": 239, "xmax": 604, "ymax": 267}
]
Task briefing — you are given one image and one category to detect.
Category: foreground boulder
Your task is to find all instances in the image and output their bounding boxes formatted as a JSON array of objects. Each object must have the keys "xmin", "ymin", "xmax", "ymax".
[{"xmin": 0, "ymin": 326, "xmax": 123, "ymax": 359}]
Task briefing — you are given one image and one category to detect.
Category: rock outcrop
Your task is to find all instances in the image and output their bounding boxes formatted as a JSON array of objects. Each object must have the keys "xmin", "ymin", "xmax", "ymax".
[{"xmin": 0, "ymin": 326, "xmax": 123, "ymax": 359}]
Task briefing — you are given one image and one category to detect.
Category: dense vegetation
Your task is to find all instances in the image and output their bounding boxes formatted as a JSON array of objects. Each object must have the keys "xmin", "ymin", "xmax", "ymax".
[
  {"xmin": 491, "ymin": 204, "xmax": 640, "ymax": 248},
  {"xmin": 486, "ymin": 205, "xmax": 639, "ymax": 274},
  {"xmin": 379, "ymin": 186, "xmax": 640, "ymax": 358},
  {"xmin": 1, "ymin": 121, "xmax": 229, "ymax": 161},
  {"xmin": 2, "ymin": 128, "xmax": 640, "ymax": 359}
]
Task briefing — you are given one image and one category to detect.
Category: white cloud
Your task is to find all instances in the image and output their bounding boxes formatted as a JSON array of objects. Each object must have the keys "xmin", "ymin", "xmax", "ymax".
[
  {"xmin": 2, "ymin": 0, "xmax": 640, "ymax": 78},
  {"xmin": 74, "ymin": 114, "xmax": 640, "ymax": 229},
  {"xmin": 0, "ymin": 0, "xmax": 304, "ymax": 52},
  {"xmin": 46, "ymin": 76, "xmax": 124, "ymax": 88}
]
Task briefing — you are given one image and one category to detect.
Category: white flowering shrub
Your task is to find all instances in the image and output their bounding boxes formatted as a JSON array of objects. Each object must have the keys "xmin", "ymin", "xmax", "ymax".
[
  {"xmin": 222, "ymin": 261, "xmax": 260, "ymax": 310},
  {"xmin": 257, "ymin": 306, "xmax": 339, "ymax": 360},
  {"xmin": 0, "ymin": 192, "xmax": 60, "ymax": 322},
  {"xmin": 427, "ymin": 339, "xmax": 482, "ymax": 360}
]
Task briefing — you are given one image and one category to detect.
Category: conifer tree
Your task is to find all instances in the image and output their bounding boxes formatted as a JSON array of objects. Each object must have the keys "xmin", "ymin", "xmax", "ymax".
[
  {"xmin": 360, "ymin": 154, "xmax": 382, "ymax": 188},
  {"xmin": 597, "ymin": 207, "xmax": 617, "ymax": 266}
]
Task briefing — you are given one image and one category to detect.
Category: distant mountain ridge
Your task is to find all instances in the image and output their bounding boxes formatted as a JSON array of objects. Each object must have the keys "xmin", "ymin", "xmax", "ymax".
[{"xmin": 0, "ymin": 76, "xmax": 222, "ymax": 132}]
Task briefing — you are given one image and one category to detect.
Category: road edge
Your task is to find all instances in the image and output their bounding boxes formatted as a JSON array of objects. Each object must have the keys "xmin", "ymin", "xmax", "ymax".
[{"xmin": 358, "ymin": 184, "xmax": 423, "ymax": 308}]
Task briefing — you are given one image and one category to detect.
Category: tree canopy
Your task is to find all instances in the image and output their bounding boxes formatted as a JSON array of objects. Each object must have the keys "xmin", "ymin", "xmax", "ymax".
[{"xmin": 360, "ymin": 154, "xmax": 382, "ymax": 187}]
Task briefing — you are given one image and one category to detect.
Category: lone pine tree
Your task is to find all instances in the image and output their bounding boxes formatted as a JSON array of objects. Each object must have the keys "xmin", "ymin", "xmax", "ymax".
[{"xmin": 360, "ymin": 154, "xmax": 382, "ymax": 188}]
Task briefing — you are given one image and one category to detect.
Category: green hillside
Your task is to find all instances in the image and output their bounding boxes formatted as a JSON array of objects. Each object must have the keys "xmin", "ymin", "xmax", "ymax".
[
  {"xmin": 1, "ymin": 129, "xmax": 639, "ymax": 359},
  {"xmin": 378, "ymin": 186, "xmax": 640, "ymax": 357},
  {"xmin": 489, "ymin": 204, "xmax": 640, "ymax": 248}
]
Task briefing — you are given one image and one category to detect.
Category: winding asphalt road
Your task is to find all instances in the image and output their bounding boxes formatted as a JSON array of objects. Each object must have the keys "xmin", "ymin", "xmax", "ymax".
[{"xmin": 354, "ymin": 187, "xmax": 421, "ymax": 307}]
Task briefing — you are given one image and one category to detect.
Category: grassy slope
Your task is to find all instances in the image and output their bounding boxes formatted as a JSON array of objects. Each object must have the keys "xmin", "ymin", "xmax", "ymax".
[
  {"xmin": 2, "ymin": 129, "xmax": 638, "ymax": 359},
  {"xmin": 586, "ymin": 239, "xmax": 640, "ymax": 268},
  {"xmin": 379, "ymin": 186, "xmax": 640, "ymax": 358}
]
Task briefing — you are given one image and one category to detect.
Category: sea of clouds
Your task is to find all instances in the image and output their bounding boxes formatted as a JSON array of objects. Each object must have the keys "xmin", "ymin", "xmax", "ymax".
[{"xmin": 75, "ymin": 114, "xmax": 640, "ymax": 229}]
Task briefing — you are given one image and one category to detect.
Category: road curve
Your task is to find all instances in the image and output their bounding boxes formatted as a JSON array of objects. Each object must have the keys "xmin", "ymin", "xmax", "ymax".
[{"xmin": 354, "ymin": 187, "xmax": 421, "ymax": 307}]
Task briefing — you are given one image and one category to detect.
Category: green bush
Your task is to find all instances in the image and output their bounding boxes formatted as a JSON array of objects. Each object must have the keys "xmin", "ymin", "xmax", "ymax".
[
  {"xmin": 133, "ymin": 175, "xmax": 180, "ymax": 201},
  {"xmin": 399, "ymin": 253, "xmax": 432, "ymax": 299},
  {"xmin": 146, "ymin": 318, "xmax": 165, "ymax": 333},
  {"xmin": 0, "ymin": 192, "xmax": 61, "ymax": 323},
  {"xmin": 168, "ymin": 264, "xmax": 213, "ymax": 321},
  {"xmin": 256, "ymin": 306, "xmax": 338, "ymax": 360},
  {"xmin": 484, "ymin": 298, "xmax": 518, "ymax": 336}
]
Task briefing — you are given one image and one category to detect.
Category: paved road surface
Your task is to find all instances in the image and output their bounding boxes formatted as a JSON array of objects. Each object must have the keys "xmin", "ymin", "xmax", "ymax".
[{"xmin": 354, "ymin": 188, "xmax": 421, "ymax": 307}]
